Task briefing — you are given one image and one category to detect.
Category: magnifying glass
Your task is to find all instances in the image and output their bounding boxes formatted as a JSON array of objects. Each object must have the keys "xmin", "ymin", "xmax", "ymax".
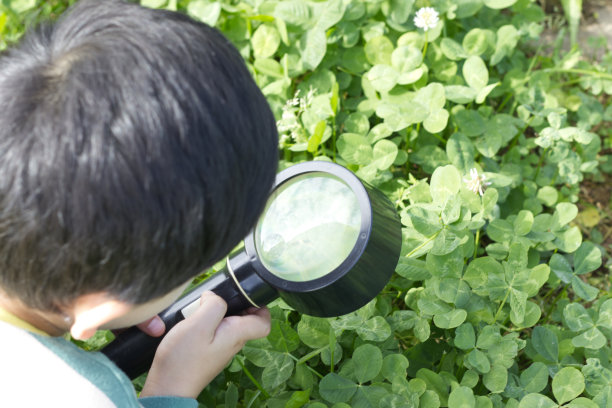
[{"xmin": 102, "ymin": 161, "xmax": 401, "ymax": 379}]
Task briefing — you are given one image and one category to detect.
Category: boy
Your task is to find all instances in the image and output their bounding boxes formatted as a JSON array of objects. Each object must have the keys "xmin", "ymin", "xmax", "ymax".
[{"xmin": 0, "ymin": 0, "xmax": 278, "ymax": 406}]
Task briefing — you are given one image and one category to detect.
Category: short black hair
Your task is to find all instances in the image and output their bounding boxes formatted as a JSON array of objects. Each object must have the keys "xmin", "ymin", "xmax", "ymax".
[{"xmin": 0, "ymin": 0, "xmax": 278, "ymax": 310}]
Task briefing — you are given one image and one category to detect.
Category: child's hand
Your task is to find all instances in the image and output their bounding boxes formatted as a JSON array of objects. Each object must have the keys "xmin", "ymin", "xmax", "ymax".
[
  {"xmin": 135, "ymin": 315, "xmax": 165, "ymax": 337},
  {"xmin": 140, "ymin": 292, "xmax": 271, "ymax": 399}
]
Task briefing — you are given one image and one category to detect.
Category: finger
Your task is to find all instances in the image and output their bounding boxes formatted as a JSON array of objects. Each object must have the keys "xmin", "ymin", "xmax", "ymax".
[
  {"xmin": 185, "ymin": 291, "xmax": 228, "ymax": 341},
  {"xmin": 136, "ymin": 315, "xmax": 166, "ymax": 337},
  {"xmin": 216, "ymin": 307, "xmax": 271, "ymax": 344}
]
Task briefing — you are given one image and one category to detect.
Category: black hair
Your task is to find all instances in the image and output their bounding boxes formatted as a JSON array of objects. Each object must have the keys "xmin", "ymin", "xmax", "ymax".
[{"xmin": 0, "ymin": 0, "xmax": 278, "ymax": 310}]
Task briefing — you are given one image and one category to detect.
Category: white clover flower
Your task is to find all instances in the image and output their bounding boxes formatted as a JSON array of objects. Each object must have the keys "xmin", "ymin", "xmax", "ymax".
[
  {"xmin": 414, "ymin": 7, "xmax": 439, "ymax": 31},
  {"xmin": 276, "ymin": 88, "xmax": 317, "ymax": 145},
  {"xmin": 463, "ymin": 168, "xmax": 492, "ymax": 196}
]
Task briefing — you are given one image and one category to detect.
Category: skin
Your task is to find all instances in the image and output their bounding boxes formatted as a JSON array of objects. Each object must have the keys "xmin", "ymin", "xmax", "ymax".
[{"xmin": 0, "ymin": 286, "xmax": 271, "ymax": 400}]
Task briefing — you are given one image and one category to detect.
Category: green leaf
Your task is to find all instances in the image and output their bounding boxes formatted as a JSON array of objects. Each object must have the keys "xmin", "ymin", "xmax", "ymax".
[
  {"xmin": 474, "ymin": 133, "xmax": 501, "ymax": 157},
  {"xmin": 464, "ymin": 256, "xmax": 504, "ymax": 293},
  {"xmin": 466, "ymin": 349, "xmax": 491, "ymax": 374},
  {"xmin": 483, "ymin": 365, "xmax": 508, "ymax": 393},
  {"xmin": 372, "ymin": 140, "xmax": 398, "ymax": 170},
  {"xmin": 436, "ymin": 278, "xmax": 471, "ymax": 306},
  {"xmin": 297, "ymin": 316, "xmax": 331, "ymax": 348},
  {"xmin": 475, "ymin": 83, "xmax": 500, "ymax": 104},
  {"xmin": 315, "ymin": 0, "xmax": 346, "ymax": 30},
  {"xmin": 353, "ymin": 344, "xmax": 383, "ymax": 383},
  {"xmin": 356, "ymin": 316, "xmax": 392, "ymax": 342},
  {"xmin": 454, "ymin": 323, "xmax": 476, "ymax": 350},
  {"xmin": 448, "ymin": 386, "xmax": 476, "ymax": 408},
  {"xmin": 319, "ymin": 374, "xmax": 358, "ymax": 403},
  {"xmin": 596, "ymin": 299, "xmax": 612, "ymax": 329},
  {"xmin": 520, "ymin": 362, "xmax": 549, "ymax": 393},
  {"xmin": 417, "ymin": 83, "xmax": 447, "ymax": 113},
  {"xmin": 286, "ymin": 389, "xmax": 311, "ymax": 408},
  {"xmin": 364, "ymin": 36, "xmax": 394, "ymax": 65},
  {"xmin": 510, "ymin": 289, "xmax": 528, "ymax": 323},
  {"xmin": 307, "ymin": 120, "xmax": 327, "ymax": 154},
  {"xmin": 555, "ymin": 226, "xmax": 582, "ymax": 253},
  {"xmin": 351, "ymin": 385, "xmax": 389, "ymax": 408},
  {"xmin": 251, "ymin": 24, "xmax": 281, "ymax": 59},
  {"xmin": 491, "ymin": 25, "xmax": 519, "ymax": 65},
  {"xmin": 531, "ymin": 326, "xmax": 558, "ymax": 362},
  {"xmin": 275, "ymin": 0, "xmax": 313, "ymax": 27},
  {"xmin": 426, "ymin": 247, "xmax": 464, "ymax": 279},
  {"xmin": 463, "ymin": 56, "xmax": 488, "ymax": 91},
  {"xmin": 430, "ymin": 165, "xmax": 462, "ymax": 205},
  {"xmin": 564, "ymin": 303, "xmax": 594, "ymax": 331},
  {"xmin": 567, "ymin": 398, "xmax": 599, "ymax": 408},
  {"xmin": 387, "ymin": 0, "xmax": 415, "ymax": 24},
  {"xmin": 447, "ymin": 133, "xmax": 475, "ymax": 172},
  {"xmin": 477, "ymin": 326, "xmax": 502, "ymax": 350},
  {"xmin": 553, "ymin": 203, "xmax": 579, "ymax": 230},
  {"xmin": 366, "ymin": 65, "xmax": 399, "ymax": 92},
  {"xmin": 537, "ymin": 187, "xmax": 559, "ymax": 207},
  {"xmin": 433, "ymin": 309, "xmax": 467, "ymax": 329},
  {"xmin": 574, "ymin": 242, "xmax": 602, "ymax": 275},
  {"xmin": 454, "ymin": 110, "xmax": 486, "ymax": 136},
  {"xmin": 463, "ymin": 29, "xmax": 489, "ymax": 56},
  {"xmin": 262, "ymin": 353, "xmax": 294, "ymax": 389},
  {"xmin": 487, "ymin": 219, "xmax": 513, "ymax": 243},
  {"xmin": 518, "ymin": 394, "xmax": 557, "ymax": 408},
  {"xmin": 572, "ymin": 327, "xmax": 607, "ymax": 349},
  {"xmin": 337, "ymin": 133, "xmax": 373, "ymax": 165},
  {"xmin": 300, "ymin": 28, "xmax": 327, "ymax": 70},
  {"xmin": 441, "ymin": 38, "xmax": 469, "ymax": 61},
  {"xmin": 572, "ymin": 275, "xmax": 599, "ymax": 301},
  {"xmin": 484, "ymin": 0, "xmax": 517, "ymax": 9},
  {"xmin": 396, "ymin": 257, "xmax": 431, "ymax": 280},
  {"xmin": 514, "ymin": 210, "xmax": 534, "ymax": 236},
  {"xmin": 391, "ymin": 46, "xmax": 423, "ymax": 73},
  {"xmin": 407, "ymin": 207, "xmax": 443, "ymax": 237},
  {"xmin": 431, "ymin": 229, "xmax": 463, "ymax": 256},
  {"xmin": 381, "ymin": 354, "xmax": 410, "ymax": 382},
  {"xmin": 186, "ymin": 0, "xmax": 221, "ymax": 26},
  {"xmin": 442, "ymin": 199, "xmax": 461, "ymax": 225},
  {"xmin": 420, "ymin": 390, "xmax": 442, "ymax": 408},
  {"xmin": 446, "ymin": 85, "xmax": 477, "ymax": 104},
  {"xmin": 424, "ymin": 109, "xmax": 450, "ymax": 133},
  {"xmin": 141, "ymin": 0, "xmax": 167, "ymax": 6},
  {"xmin": 268, "ymin": 320, "xmax": 301, "ymax": 352},
  {"xmin": 416, "ymin": 368, "xmax": 449, "ymax": 406},
  {"xmin": 550, "ymin": 254, "xmax": 574, "ymax": 283},
  {"xmin": 552, "ymin": 367, "xmax": 585, "ymax": 405}
]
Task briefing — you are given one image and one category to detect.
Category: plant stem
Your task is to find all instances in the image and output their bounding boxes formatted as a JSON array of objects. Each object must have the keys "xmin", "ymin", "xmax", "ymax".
[
  {"xmin": 473, "ymin": 229, "xmax": 480, "ymax": 260},
  {"xmin": 245, "ymin": 391, "xmax": 261, "ymax": 408},
  {"xmin": 422, "ymin": 32, "xmax": 429, "ymax": 59},
  {"xmin": 541, "ymin": 68, "xmax": 612, "ymax": 81},
  {"xmin": 534, "ymin": 147, "xmax": 549, "ymax": 180},
  {"xmin": 406, "ymin": 230, "xmax": 441, "ymax": 258},
  {"xmin": 236, "ymin": 357, "xmax": 270, "ymax": 399},
  {"xmin": 493, "ymin": 288, "xmax": 511, "ymax": 323},
  {"xmin": 291, "ymin": 353, "xmax": 325, "ymax": 379},
  {"xmin": 296, "ymin": 347, "xmax": 326, "ymax": 365}
]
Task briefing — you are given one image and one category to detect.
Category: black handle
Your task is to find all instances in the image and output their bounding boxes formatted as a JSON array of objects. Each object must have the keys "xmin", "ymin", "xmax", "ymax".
[{"xmin": 102, "ymin": 252, "xmax": 278, "ymax": 379}]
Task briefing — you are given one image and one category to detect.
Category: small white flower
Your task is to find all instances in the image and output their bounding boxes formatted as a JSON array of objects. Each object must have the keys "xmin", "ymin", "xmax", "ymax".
[
  {"xmin": 463, "ymin": 168, "xmax": 492, "ymax": 196},
  {"xmin": 414, "ymin": 7, "xmax": 439, "ymax": 31}
]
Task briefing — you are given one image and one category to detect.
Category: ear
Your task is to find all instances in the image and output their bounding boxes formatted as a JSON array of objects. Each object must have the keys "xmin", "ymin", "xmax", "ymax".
[{"xmin": 69, "ymin": 293, "xmax": 132, "ymax": 340}]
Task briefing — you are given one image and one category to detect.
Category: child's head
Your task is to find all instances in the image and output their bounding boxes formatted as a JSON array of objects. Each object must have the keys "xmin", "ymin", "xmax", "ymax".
[{"xmin": 0, "ymin": 0, "xmax": 278, "ymax": 312}]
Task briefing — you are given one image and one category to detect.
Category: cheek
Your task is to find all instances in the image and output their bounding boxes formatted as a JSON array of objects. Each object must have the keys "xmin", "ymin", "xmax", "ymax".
[
  {"xmin": 101, "ymin": 302, "xmax": 171, "ymax": 329},
  {"xmin": 101, "ymin": 281, "xmax": 192, "ymax": 329}
]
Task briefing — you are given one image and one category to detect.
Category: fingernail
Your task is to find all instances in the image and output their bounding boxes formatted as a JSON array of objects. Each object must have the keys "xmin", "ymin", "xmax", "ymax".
[{"xmin": 145, "ymin": 316, "xmax": 165, "ymax": 335}]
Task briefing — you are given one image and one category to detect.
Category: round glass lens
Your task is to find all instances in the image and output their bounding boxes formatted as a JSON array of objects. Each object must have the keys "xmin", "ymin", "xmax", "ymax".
[{"xmin": 255, "ymin": 172, "xmax": 362, "ymax": 282}]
